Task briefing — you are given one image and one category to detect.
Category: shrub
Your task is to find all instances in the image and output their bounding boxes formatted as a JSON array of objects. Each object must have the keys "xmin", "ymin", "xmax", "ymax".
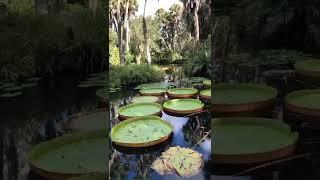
[{"xmin": 109, "ymin": 64, "xmax": 164, "ymax": 90}]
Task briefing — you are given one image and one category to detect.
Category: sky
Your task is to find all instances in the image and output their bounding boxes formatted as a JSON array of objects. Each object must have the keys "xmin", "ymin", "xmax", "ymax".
[{"xmin": 136, "ymin": 0, "xmax": 183, "ymax": 16}]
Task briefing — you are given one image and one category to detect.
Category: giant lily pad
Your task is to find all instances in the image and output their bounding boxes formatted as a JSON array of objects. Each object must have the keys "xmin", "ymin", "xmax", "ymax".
[
  {"xmin": 117, "ymin": 103, "xmax": 162, "ymax": 120},
  {"xmin": 21, "ymin": 82, "xmax": 38, "ymax": 88},
  {"xmin": 152, "ymin": 146, "xmax": 203, "ymax": 177},
  {"xmin": 163, "ymin": 99, "xmax": 204, "ymax": 115},
  {"xmin": 111, "ymin": 116, "xmax": 173, "ymax": 147},
  {"xmin": 181, "ymin": 77, "xmax": 209, "ymax": 84},
  {"xmin": 69, "ymin": 110, "xmax": 106, "ymax": 132},
  {"xmin": 96, "ymin": 89, "xmax": 108, "ymax": 99},
  {"xmin": 132, "ymin": 96, "xmax": 159, "ymax": 103},
  {"xmin": 167, "ymin": 88, "xmax": 198, "ymax": 98},
  {"xmin": 4, "ymin": 86, "xmax": 23, "ymax": 92},
  {"xmin": 285, "ymin": 89, "xmax": 320, "ymax": 116},
  {"xmin": 203, "ymin": 80, "xmax": 211, "ymax": 87},
  {"xmin": 212, "ymin": 117, "xmax": 298, "ymax": 164},
  {"xmin": 134, "ymin": 82, "xmax": 176, "ymax": 90},
  {"xmin": 140, "ymin": 88, "xmax": 166, "ymax": 96},
  {"xmin": 27, "ymin": 130, "xmax": 106, "ymax": 179},
  {"xmin": 0, "ymin": 91, "xmax": 22, "ymax": 98},
  {"xmin": 211, "ymin": 83, "xmax": 277, "ymax": 112},
  {"xmin": 294, "ymin": 59, "xmax": 320, "ymax": 78},
  {"xmin": 199, "ymin": 89, "xmax": 211, "ymax": 101}
]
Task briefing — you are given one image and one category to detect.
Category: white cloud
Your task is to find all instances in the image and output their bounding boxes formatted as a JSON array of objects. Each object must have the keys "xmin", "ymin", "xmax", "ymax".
[{"xmin": 135, "ymin": 0, "xmax": 183, "ymax": 16}]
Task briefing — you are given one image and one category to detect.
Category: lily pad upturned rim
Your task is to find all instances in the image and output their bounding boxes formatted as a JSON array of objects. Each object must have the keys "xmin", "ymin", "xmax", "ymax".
[
  {"xmin": 167, "ymin": 88, "xmax": 198, "ymax": 98},
  {"xmin": 294, "ymin": 59, "xmax": 320, "ymax": 77},
  {"xmin": 212, "ymin": 117, "xmax": 298, "ymax": 164},
  {"xmin": 211, "ymin": 83, "xmax": 277, "ymax": 112},
  {"xmin": 117, "ymin": 102, "xmax": 162, "ymax": 120},
  {"xmin": 199, "ymin": 89, "xmax": 211, "ymax": 100},
  {"xmin": 111, "ymin": 116, "xmax": 173, "ymax": 148},
  {"xmin": 163, "ymin": 99, "xmax": 204, "ymax": 115},
  {"xmin": 139, "ymin": 88, "xmax": 167, "ymax": 96},
  {"xmin": 285, "ymin": 89, "xmax": 320, "ymax": 116},
  {"xmin": 27, "ymin": 130, "xmax": 106, "ymax": 179}
]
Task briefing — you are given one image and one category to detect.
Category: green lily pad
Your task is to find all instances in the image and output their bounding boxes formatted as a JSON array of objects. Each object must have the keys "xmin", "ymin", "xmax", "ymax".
[
  {"xmin": 118, "ymin": 103, "xmax": 162, "ymax": 118},
  {"xmin": 21, "ymin": 82, "xmax": 38, "ymax": 88},
  {"xmin": 200, "ymin": 89, "xmax": 211, "ymax": 97},
  {"xmin": 4, "ymin": 86, "xmax": 23, "ymax": 92},
  {"xmin": 294, "ymin": 59, "xmax": 320, "ymax": 77},
  {"xmin": 132, "ymin": 96, "xmax": 159, "ymax": 103},
  {"xmin": 67, "ymin": 174, "xmax": 105, "ymax": 180},
  {"xmin": 181, "ymin": 77, "xmax": 209, "ymax": 83},
  {"xmin": 111, "ymin": 116, "xmax": 173, "ymax": 147},
  {"xmin": 203, "ymin": 80, "xmax": 211, "ymax": 87},
  {"xmin": 140, "ymin": 88, "xmax": 166, "ymax": 95},
  {"xmin": 27, "ymin": 130, "xmax": 106, "ymax": 176},
  {"xmin": 26, "ymin": 77, "xmax": 42, "ymax": 82},
  {"xmin": 163, "ymin": 99, "xmax": 204, "ymax": 111},
  {"xmin": 0, "ymin": 82, "xmax": 15, "ymax": 89},
  {"xmin": 0, "ymin": 91, "xmax": 22, "ymax": 98},
  {"xmin": 212, "ymin": 117, "xmax": 298, "ymax": 156},
  {"xmin": 96, "ymin": 89, "xmax": 108, "ymax": 99},
  {"xmin": 134, "ymin": 82, "xmax": 176, "ymax": 90},
  {"xmin": 152, "ymin": 146, "xmax": 203, "ymax": 177},
  {"xmin": 77, "ymin": 82, "xmax": 105, "ymax": 88},
  {"xmin": 167, "ymin": 88, "xmax": 198, "ymax": 95},
  {"xmin": 213, "ymin": 83, "xmax": 277, "ymax": 104},
  {"xmin": 70, "ymin": 111, "xmax": 106, "ymax": 132},
  {"xmin": 286, "ymin": 89, "xmax": 320, "ymax": 109}
]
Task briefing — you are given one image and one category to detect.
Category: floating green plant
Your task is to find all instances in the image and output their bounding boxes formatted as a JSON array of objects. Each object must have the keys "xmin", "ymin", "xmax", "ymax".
[{"xmin": 111, "ymin": 116, "xmax": 173, "ymax": 147}]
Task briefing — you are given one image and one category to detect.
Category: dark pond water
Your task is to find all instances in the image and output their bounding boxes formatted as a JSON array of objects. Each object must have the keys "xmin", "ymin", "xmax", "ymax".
[
  {"xmin": 108, "ymin": 89, "xmax": 212, "ymax": 180},
  {"xmin": 0, "ymin": 76, "xmax": 106, "ymax": 180}
]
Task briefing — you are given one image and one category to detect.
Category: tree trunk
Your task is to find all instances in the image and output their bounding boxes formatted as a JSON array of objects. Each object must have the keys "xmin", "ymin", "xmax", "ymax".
[
  {"xmin": 116, "ymin": 0, "xmax": 125, "ymax": 65},
  {"xmin": 34, "ymin": 0, "xmax": 48, "ymax": 15},
  {"xmin": 194, "ymin": 6, "xmax": 200, "ymax": 41},
  {"xmin": 143, "ymin": 0, "xmax": 151, "ymax": 65},
  {"xmin": 123, "ymin": 0, "xmax": 129, "ymax": 54},
  {"xmin": 88, "ymin": 0, "xmax": 98, "ymax": 15},
  {"xmin": 48, "ymin": 0, "xmax": 64, "ymax": 15}
]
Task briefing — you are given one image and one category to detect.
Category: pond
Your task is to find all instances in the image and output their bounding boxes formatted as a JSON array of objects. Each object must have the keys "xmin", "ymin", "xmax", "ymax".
[
  {"xmin": 108, "ymin": 88, "xmax": 212, "ymax": 179},
  {"xmin": 0, "ymin": 75, "xmax": 106, "ymax": 179}
]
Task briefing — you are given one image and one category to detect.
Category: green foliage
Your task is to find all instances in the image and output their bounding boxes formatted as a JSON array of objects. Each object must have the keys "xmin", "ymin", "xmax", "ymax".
[
  {"xmin": 0, "ymin": 3, "xmax": 106, "ymax": 81},
  {"xmin": 7, "ymin": 0, "xmax": 34, "ymax": 15},
  {"xmin": 183, "ymin": 43, "xmax": 211, "ymax": 77},
  {"xmin": 109, "ymin": 64, "xmax": 164, "ymax": 91},
  {"xmin": 110, "ymin": 46, "xmax": 120, "ymax": 65}
]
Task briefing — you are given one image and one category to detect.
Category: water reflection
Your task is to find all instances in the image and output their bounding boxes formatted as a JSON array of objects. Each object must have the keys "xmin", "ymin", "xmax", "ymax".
[{"xmin": 110, "ymin": 104, "xmax": 211, "ymax": 179}]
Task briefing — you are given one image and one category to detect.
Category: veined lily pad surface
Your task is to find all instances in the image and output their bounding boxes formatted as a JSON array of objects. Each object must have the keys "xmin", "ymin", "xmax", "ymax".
[
  {"xmin": 27, "ymin": 130, "xmax": 106, "ymax": 176},
  {"xmin": 203, "ymin": 80, "xmax": 211, "ymax": 86},
  {"xmin": 212, "ymin": 117, "xmax": 298, "ymax": 162},
  {"xmin": 70, "ymin": 111, "xmax": 106, "ymax": 132},
  {"xmin": 152, "ymin": 146, "xmax": 203, "ymax": 177},
  {"xmin": 200, "ymin": 89, "xmax": 211, "ymax": 98},
  {"xmin": 294, "ymin": 59, "xmax": 320, "ymax": 76},
  {"xmin": 213, "ymin": 83, "xmax": 277, "ymax": 104},
  {"xmin": 167, "ymin": 88, "xmax": 198, "ymax": 95},
  {"xmin": 118, "ymin": 103, "xmax": 162, "ymax": 118},
  {"xmin": 111, "ymin": 116, "xmax": 173, "ymax": 147},
  {"xmin": 286, "ymin": 89, "xmax": 320, "ymax": 110},
  {"xmin": 163, "ymin": 99, "xmax": 204, "ymax": 112},
  {"xmin": 132, "ymin": 96, "xmax": 159, "ymax": 103},
  {"xmin": 140, "ymin": 88, "xmax": 166, "ymax": 95}
]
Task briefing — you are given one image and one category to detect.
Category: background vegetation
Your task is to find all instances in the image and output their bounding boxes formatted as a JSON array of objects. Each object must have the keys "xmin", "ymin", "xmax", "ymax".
[{"xmin": 0, "ymin": 0, "xmax": 107, "ymax": 82}]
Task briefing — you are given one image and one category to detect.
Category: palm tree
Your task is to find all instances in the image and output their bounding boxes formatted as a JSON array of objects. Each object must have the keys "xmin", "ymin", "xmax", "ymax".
[{"xmin": 142, "ymin": 0, "xmax": 151, "ymax": 65}]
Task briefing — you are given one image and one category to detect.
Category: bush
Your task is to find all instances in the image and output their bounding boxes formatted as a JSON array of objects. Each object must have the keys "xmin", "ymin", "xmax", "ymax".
[{"xmin": 109, "ymin": 64, "xmax": 164, "ymax": 90}]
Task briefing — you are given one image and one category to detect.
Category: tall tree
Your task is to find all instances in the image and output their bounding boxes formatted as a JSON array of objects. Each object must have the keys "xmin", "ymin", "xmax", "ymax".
[
  {"xmin": 143, "ymin": 0, "xmax": 151, "ymax": 65},
  {"xmin": 180, "ymin": 0, "xmax": 200, "ymax": 40}
]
